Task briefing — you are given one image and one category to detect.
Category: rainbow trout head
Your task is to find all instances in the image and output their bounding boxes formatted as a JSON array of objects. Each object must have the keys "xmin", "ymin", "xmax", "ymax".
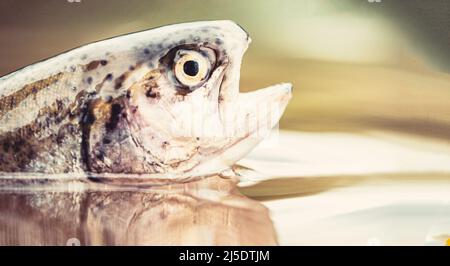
[{"xmin": 0, "ymin": 20, "xmax": 292, "ymax": 178}]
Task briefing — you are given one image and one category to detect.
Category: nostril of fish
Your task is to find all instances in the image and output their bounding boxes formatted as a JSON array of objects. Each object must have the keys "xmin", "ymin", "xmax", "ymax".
[{"xmin": 145, "ymin": 89, "xmax": 158, "ymax": 98}]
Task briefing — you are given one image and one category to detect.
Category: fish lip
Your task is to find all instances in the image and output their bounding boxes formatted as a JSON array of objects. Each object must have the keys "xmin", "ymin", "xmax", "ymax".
[
  {"xmin": 184, "ymin": 82, "xmax": 293, "ymax": 177},
  {"xmin": 232, "ymin": 22, "xmax": 252, "ymax": 44},
  {"xmin": 232, "ymin": 82, "xmax": 293, "ymax": 138}
]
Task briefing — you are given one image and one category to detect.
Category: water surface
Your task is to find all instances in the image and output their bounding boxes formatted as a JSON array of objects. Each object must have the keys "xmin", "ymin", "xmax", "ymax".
[{"xmin": 0, "ymin": 174, "xmax": 277, "ymax": 245}]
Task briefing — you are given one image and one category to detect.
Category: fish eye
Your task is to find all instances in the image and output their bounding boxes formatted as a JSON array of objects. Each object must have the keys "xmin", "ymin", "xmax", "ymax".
[
  {"xmin": 173, "ymin": 50, "xmax": 211, "ymax": 87},
  {"xmin": 183, "ymin": 60, "xmax": 199, "ymax": 76}
]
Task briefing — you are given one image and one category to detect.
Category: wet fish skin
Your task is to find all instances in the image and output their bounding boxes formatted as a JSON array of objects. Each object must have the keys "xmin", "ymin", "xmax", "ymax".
[{"xmin": 0, "ymin": 21, "xmax": 292, "ymax": 178}]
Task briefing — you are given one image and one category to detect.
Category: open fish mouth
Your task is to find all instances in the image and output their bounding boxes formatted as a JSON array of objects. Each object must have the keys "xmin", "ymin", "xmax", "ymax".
[
  {"xmin": 189, "ymin": 82, "xmax": 293, "ymax": 177},
  {"xmin": 226, "ymin": 82, "xmax": 293, "ymax": 140},
  {"xmin": 164, "ymin": 80, "xmax": 293, "ymax": 177}
]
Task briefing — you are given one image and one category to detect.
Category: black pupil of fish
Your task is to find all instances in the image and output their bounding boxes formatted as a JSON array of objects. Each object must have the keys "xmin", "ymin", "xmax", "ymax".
[{"xmin": 183, "ymin": 60, "xmax": 199, "ymax": 77}]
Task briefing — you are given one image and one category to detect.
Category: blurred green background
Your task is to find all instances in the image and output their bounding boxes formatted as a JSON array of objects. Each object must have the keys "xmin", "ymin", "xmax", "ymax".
[{"xmin": 0, "ymin": 0, "xmax": 449, "ymax": 139}]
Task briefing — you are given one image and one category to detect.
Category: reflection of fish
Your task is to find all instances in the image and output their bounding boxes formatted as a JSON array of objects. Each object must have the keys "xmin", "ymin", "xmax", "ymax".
[
  {"xmin": 0, "ymin": 21, "xmax": 292, "ymax": 178},
  {"xmin": 0, "ymin": 175, "xmax": 278, "ymax": 245}
]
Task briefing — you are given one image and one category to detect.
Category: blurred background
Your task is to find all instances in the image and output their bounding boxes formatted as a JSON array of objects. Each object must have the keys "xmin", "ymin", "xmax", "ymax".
[{"xmin": 0, "ymin": 0, "xmax": 449, "ymax": 138}]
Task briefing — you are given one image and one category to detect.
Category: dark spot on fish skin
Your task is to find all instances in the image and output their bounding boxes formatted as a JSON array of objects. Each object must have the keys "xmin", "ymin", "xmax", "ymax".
[
  {"xmin": 56, "ymin": 100, "xmax": 64, "ymax": 111},
  {"xmin": 45, "ymin": 117, "xmax": 52, "ymax": 127},
  {"xmin": 66, "ymin": 124, "xmax": 76, "ymax": 134},
  {"xmin": 87, "ymin": 91, "xmax": 97, "ymax": 98},
  {"xmin": 129, "ymin": 65, "xmax": 135, "ymax": 71},
  {"xmin": 86, "ymin": 77, "xmax": 93, "ymax": 85},
  {"xmin": 106, "ymin": 103, "xmax": 123, "ymax": 131},
  {"xmin": 126, "ymin": 90, "xmax": 131, "ymax": 98},
  {"xmin": 114, "ymin": 74, "xmax": 126, "ymax": 90},
  {"xmin": 105, "ymin": 73, "xmax": 113, "ymax": 81},
  {"xmin": 96, "ymin": 151, "xmax": 104, "ymax": 160},
  {"xmin": 104, "ymin": 95, "xmax": 113, "ymax": 103},
  {"xmin": 12, "ymin": 139, "xmax": 25, "ymax": 153},
  {"xmin": 2, "ymin": 142, "xmax": 9, "ymax": 152},
  {"xmin": 81, "ymin": 105, "xmax": 96, "ymax": 125},
  {"xmin": 27, "ymin": 148, "xmax": 36, "ymax": 160},
  {"xmin": 175, "ymin": 88, "xmax": 190, "ymax": 96},
  {"xmin": 80, "ymin": 100, "xmax": 96, "ymax": 171},
  {"xmin": 56, "ymin": 129, "xmax": 65, "ymax": 144},
  {"xmin": 162, "ymin": 141, "xmax": 169, "ymax": 148},
  {"xmin": 85, "ymin": 60, "xmax": 100, "ymax": 71},
  {"xmin": 144, "ymin": 48, "xmax": 150, "ymax": 55},
  {"xmin": 196, "ymin": 137, "xmax": 200, "ymax": 141},
  {"xmin": 9, "ymin": 97, "xmax": 16, "ymax": 108},
  {"xmin": 86, "ymin": 60, "xmax": 107, "ymax": 71},
  {"xmin": 145, "ymin": 88, "xmax": 159, "ymax": 98},
  {"xmin": 103, "ymin": 138, "xmax": 111, "ymax": 144},
  {"xmin": 215, "ymin": 38, "xmax": 223, "ymax": 45}
]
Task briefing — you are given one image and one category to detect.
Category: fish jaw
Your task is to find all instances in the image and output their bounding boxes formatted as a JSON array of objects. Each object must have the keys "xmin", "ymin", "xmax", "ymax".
[{"xmin": 187, "ymin": 83, "xmax": 293, "ymax": 177}]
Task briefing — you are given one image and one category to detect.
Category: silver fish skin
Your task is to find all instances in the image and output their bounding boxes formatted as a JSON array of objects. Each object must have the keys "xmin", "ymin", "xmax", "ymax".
[{"xmin": 0, "ymin": 20, "xmax": 292, "ymax": 179}]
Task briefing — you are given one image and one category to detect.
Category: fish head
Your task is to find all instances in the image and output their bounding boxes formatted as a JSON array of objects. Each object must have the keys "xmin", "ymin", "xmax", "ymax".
[{"xmin": 89, "ymin": 21, "xmax": 292, "ymax": 177}]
